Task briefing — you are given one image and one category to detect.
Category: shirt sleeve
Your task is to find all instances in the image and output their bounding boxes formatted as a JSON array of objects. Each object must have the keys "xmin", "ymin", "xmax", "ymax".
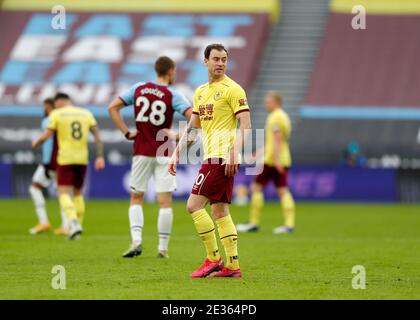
[
  {"xmin": 170, "ymin": 88, "xmax": 191, "ymax": 115},
  {"xmin": 228, "ymin": 85, "xmax": 250, "ymax": 115},
  {"xmin": 271, "ymin": 114, "xmax": 283, "ymax": 133},
  {"xmin": 88, "ymin": 111, "xmax": 97, "ymax": 128},
  {"xmin": 119, "ymin": 82, "xmax": 143, "ymax": 106},
  {"xmin": 47, "ymin": 111, "xmax": 58, "ymax": 130}
]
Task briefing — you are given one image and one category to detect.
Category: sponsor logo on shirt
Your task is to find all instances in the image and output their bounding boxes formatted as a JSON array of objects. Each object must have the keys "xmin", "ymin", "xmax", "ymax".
[{"xmin": 198, "ymin": 104, "xmax": 214, "ymax": 121}]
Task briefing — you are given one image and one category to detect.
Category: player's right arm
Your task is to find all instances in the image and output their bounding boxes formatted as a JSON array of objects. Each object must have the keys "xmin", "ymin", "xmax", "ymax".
[
  {"xmin": 168, "ymin": 113, "xmax": 201, "ymax": 176},
  {"xmin": 32, "ymin": 111, "xmax": 57, "ymax": 149},
  {"xmin": 32, "ymin": 128, "xmax": 54, "ymax": 149},
  {"xmin": 108, "ymin": 98, "xmax": 137, "ymax": 140}
]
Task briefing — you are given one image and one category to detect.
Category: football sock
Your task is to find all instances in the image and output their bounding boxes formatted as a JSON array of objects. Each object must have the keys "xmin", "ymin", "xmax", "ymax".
[
  {"xmin": 216, "ymin": 215, "xmax": 239, "ymax": 270},
  {"xmin": 58, "ymin": 193, "xmax": 77, "ymax": 221},
  {"xmin": 281, "ymin": 190, "xmax": 295, "ymax": 228},
  {"xmin": 74, "ymin": 194, "xmax": 85, "ymax": 225},
  {"xmin": 60, "ymin": 207, "xmax": 68, "ymax": 229},
  {"xmin": 191, "ymin": 209, "xmax": 220, "ymax": 262},
  {"xmin": 129, "ymin": 205, "xmax": 144, "ymax": 245},
  {"xmin": 29, "ymin": 186, "xmax": 49, "ymax": 225},
  {"xmin": 250, "ymin": 191, "xmax": 264, "ymax": 225},
  {"xmin": 158, "ymin": 208, "xmax": 173, "ymax": 252}
]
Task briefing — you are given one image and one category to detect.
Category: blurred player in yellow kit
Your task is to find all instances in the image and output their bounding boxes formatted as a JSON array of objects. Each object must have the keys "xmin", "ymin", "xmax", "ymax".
[
  {"xmin": 237, "ymin": 91, "xmax": 296, "ymax": 234},
  {"xmin": 32, "ymin": 93, "xmax": 105, "ymax": 240}
]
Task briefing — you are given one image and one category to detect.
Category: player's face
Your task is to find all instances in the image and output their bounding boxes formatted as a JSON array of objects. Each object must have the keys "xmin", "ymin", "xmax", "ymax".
[
  {"xmin": 205, "ymin": 49, "xmax": 227, "ymax": 77},
  {"xmin": 265, "ymin": 95, "xmax": 277, "ymax": 112},
  {"xmin": 43, "ymin": 103, "xmax": 53, "ymax": 116}
]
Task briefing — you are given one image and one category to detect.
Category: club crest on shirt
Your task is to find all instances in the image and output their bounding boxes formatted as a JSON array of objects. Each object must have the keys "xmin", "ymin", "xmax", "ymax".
[
  {"xmin": 238, "ymin": 98, "xmax": 247, "ymax": 106},
  {"xmin": 214, "ymin": 91, "xmax": 223, "ymax": 101}
]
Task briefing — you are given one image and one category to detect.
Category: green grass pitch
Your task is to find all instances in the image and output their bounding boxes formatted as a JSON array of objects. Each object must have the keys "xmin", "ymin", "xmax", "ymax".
[{"xmin": 0, "ymin": 199, "xmax": 419, "ymax": 299}]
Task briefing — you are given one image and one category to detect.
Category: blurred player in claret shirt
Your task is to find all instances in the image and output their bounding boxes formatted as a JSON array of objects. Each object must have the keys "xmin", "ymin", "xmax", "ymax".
[
  {"xmin": 32, "ymin": 93, "xmax": 105, "ymax": 240},
  {"xmin": 237, "ymin": 91, "xmax": 296, "ymax": 234},
  {"xmin": 108, "ymin": 56, "xmax": 192, "ymax": 259},
  {"xmin": 28, "ymin": 97, "xmax": 68, "ymax": 236},
  {"xmin": 169, "ymin": 44, "xmax": 252, "ymax": 278}
]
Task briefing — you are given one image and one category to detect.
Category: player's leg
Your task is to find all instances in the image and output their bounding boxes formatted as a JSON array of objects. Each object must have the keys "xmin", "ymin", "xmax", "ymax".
[
  {"xmin": 122, "ymin": 156, "xmax": 152, "ymax": 258},
  {"xmin": 236, "ymin": 181, "xmax": 264, "ymax": 233},
  {"xmin": 154, "ymin": 157, "xmax": 177, "ymax": 258},
  {"xmin": 273, "ymin": 168, "xmax": 295, "ymax": 234},
  {"xmin": 73, "ymin": 188, "xmax": 85, "ymax": 225},
  {"xmin": 273, "ymin": 186, "xmax": 295, "ymax": 234},
  {"xmin": 56, "ymin": 165, "xmax": 82, "ymax": 240},
  {"xmin": 156, "ymin": 192, "xmax": 173, "ymax": 258},
  {"xmin": 49, "ymin": 170, "xmax": 69, "ymax": 236},
  {"xmin": 208, "ymin": 203, "xmax": 241, "ymax": 278},
  {"xmin": 122, "ymin": 192, "xmax": 145, "ymax": 258},
  {"xmin": 72, "ymin": 165, "xmax": 87, "ymax": 225},
  {"xmin": 187, "ymin": 194, "xmax": 223, "ymax": 278},
  {"xmin": 57, "ymin": 185, "xmax": 82, "ymax": 240},
  {"xmin": 29, "ymin": 165, "xmax": 51, "ymax": 234}
]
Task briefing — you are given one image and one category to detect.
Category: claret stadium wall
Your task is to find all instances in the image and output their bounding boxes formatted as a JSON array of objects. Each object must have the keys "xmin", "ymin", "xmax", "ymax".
[
  {"xmin": 0, "ymin": 0, "xmax": 419, "ymax": 202},
  {"xmin": 297, "ymin": 0, "xmax": 420, "ymax": 164}
]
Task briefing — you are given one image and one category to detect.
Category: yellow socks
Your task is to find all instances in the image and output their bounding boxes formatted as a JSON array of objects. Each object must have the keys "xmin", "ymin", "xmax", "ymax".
[
  {"xmin": 58, "ymin": 194, "xmax": 77, "ymax": 221},
  {"xmin": 216, "ymin": 215, "xmax": 239, "ymax": 270},
  {"xmin": 281, "ymin": 190, "xmax": 295, "ymax": 228},
  {"xmin": 74, "ymin": 195, "xmax": 85, "ymax": 225},
  {"xmin": 250, "ymin": 191, "xmax": 264, "ymax": 225},
  {"xmin": 191, "ymin": 209, "xmax": 220, "ymax": 262}
]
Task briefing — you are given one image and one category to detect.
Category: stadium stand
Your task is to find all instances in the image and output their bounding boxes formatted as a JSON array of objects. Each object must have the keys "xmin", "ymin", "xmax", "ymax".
[
  {"xmin": 296, "ymin": 0, "xmax": 420, "ymax": 164},
  {"xmin": 250, "ymin": 0, "xmax": 330, "ymax": 130}
]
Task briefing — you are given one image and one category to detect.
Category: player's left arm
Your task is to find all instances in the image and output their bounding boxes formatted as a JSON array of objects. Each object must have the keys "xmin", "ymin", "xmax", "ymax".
[
  {"xmin": 32, "ymin": 128, "xmax": 54, "ymax": 149},
  {"xmin": 89, "ymin": 125, "xmax": 105, "ymax": 171},
  {"xmin": 226, "ymin": 110, "xmax": 252, "ymax": 177}
]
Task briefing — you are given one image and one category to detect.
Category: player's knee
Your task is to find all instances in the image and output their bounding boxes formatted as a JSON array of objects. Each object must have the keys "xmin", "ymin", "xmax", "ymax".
[
  {"xmin": 158, "ymin": 200, "xmax": 172, "ymax": 208},
  {"xmin": 251, "ymin": 183, "xmax": 262, "ymax": 193},
  {"xmin": 186, "ymin": 200, "xmax": 202, "ymax": 214},
  {"xmin": 130, "ymin": 192, "xmax": 144, "ymax": 205},
  {"xmin": 157, "ymin": 193, "xmax": 172, "ymax": 208},
  {"xmin": 30, "ymin": 182, "xmax": 42, "ymax": 190},
  {"xmin": 278, "ymin": 187, "xmax": 288, "ymax": 197},
  {"xmin": 186, "ymin": 202, "xmax": 195, "ymax": 214},
  {"xmin": 211, "ymin": 204, "xmax": 228, "ymax": 220}
]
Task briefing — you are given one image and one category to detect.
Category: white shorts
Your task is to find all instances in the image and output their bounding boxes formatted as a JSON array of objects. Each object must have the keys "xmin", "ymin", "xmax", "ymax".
[
  {"xmin": 32, "ymin": 164, "xmax": 56, "ymax": 188},
  {"xmin": 130, "ymin": 156, "xmax": 176, "ymax": 193}
]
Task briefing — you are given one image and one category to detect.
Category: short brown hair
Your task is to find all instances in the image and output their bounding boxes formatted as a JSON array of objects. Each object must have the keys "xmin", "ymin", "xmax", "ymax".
[
  {"xmin": 54, "ymin": 92, "xmax": 71, "ymax": 102},
  {"xmin": 266, "ymin": 91, "xmax": 283, "ymax": 105},
  {"xmin": 204, "ymin": 43, "xmax": 228, "ymax": 59},
  {"xmin": 154, "ymin": 56, "xmax": 175, "ymax": 77},
  {"xmin": 43, "ymin": 97, "xmax": 54, "ymax": 107}
]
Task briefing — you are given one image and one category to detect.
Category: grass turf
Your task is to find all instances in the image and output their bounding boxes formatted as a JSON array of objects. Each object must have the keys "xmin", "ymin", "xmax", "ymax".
[{"xmin": 0, "ymin": 199, "xmax": 419, "ymax": 299}]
